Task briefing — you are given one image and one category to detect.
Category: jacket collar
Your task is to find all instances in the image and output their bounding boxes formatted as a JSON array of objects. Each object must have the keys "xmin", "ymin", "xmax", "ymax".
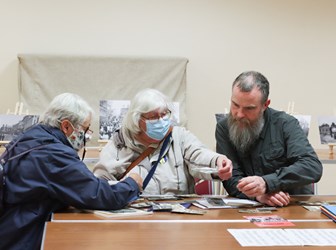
[
  {"xmin": 39, "ymin": 124, "xmax": 72, "ymax": 147},
  {"xmin": 259, "ymin": 108, "xmax": 271, "ymax": 139}
]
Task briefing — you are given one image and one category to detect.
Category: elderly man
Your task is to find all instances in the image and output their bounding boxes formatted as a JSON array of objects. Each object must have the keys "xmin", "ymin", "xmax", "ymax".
[{"xmin": 0, "ymin": 93, "xmax": 142, "ymax": 249}]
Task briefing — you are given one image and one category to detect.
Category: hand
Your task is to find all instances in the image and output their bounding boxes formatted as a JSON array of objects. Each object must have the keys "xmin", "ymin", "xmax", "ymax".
[
  {"xmin": 237, "ymin": 176, "xmax": 266, "ymax": 197},
  {"xmin": 128, "ymin": 173, "xmax": 143, "ymax": 192},
  {"xmin": 256, "ymin": 191, "xmax": 291, "ymax": 207},
  {"xmin": 216, "ymin": 155, "xmax": 232, "ymax": 180}
]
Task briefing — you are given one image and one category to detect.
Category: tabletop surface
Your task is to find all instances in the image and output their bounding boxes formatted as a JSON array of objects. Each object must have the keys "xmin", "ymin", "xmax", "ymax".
[
  {"xmin": 42, "ymin": 195, "xmax": 336, "ymax": 250},
  {"xmin": 43, "ymin": 221, "xmax": 336, "ymax": 250},
  {"xmin": 51, "ymin": 195, "xmax": 336, "ymax": 222}
]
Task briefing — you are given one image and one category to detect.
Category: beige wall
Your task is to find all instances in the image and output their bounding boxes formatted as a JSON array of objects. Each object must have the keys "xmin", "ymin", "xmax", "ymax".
[{"xmin": 1, "ymin": 0, "xmax": 336, "ymax": 151}]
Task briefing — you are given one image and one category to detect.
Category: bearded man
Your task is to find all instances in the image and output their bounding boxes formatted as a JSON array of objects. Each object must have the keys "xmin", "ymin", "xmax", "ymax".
[{"xmin": 215, "ymin": 71, "xmax": 322, "ymax": 207}]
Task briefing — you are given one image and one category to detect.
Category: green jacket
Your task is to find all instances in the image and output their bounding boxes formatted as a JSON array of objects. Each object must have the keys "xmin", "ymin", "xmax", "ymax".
[{"xmin": 216, "ymin": 108, "xmax": 322, "ymax": 198}]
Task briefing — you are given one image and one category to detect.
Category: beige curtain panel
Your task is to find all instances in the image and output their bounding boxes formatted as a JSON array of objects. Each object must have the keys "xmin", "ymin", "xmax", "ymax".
[{"xmin": 18, "ymin": 54, "xmax": 188, "ymax": 145}]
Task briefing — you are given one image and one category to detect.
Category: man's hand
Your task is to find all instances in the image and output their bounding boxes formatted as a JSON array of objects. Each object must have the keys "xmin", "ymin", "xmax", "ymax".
[
  {"xmin": 216, "ymin": 155, "xmax": 232, "ymax": 180},
  {"xmin": 256, "ymin": 191, "xmax": 291, "ymax": 207},
  {"xmin": 237, "ymin": 176, "xmax": 266, "ymax": 197},
  {"xmin": 128, "ymin": 173, "xmax": 143, "ymax": 192}
]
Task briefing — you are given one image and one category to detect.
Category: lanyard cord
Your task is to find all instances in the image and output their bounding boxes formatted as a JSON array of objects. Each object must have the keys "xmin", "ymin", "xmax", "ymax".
[{"xmin": 142, "ymin": 132, "xmax": 172, "ymax": 190}]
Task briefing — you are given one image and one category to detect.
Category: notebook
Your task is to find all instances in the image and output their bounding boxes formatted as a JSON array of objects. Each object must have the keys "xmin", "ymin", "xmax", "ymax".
[{"xmin": 320, "ymin": 205, "xmax": 336, "ymax": 222}]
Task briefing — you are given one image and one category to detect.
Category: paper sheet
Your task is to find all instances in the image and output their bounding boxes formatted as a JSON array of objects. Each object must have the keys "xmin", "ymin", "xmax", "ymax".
[{"xmin": 228, "ymin": 229, "xmax": 336, "ymax": 246}]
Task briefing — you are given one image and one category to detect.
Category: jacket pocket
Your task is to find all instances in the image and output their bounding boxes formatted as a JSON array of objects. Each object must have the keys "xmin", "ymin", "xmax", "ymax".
[{"xmin": 261, "ymin": 142, "xmax": 287, "ymax": 172}]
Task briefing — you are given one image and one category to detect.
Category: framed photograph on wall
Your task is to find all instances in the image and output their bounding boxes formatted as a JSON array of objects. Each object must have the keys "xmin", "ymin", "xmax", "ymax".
[
  {"xmin": 317, "ymin": 116, "xmax": 336, "ymax": 144},
  {"xmin": 292, "ymin": 114, "xmax": 311, "ymax": 137},
  {"xmin": 0, "ymin": 114, "xmax": 39, "ymax": 142}
]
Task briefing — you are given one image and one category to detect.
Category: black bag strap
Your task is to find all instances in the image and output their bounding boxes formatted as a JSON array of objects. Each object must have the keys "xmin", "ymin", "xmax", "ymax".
[
  {"xmin": 0, "ymin": 139, "xmax": 49, "ymax": 213},
  {"xmin": 0, "ymin": 163, "xmax": 4, "ymax": 213},
  {"xmin": 142, "ymin": 131, "xmax": 172, "ymax": 190}
]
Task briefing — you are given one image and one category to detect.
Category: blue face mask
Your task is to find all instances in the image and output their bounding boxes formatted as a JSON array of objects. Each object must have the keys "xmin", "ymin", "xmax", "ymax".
[{"xmin": 145, "ymin": 118, "xmax": 171, "ymax": 141}]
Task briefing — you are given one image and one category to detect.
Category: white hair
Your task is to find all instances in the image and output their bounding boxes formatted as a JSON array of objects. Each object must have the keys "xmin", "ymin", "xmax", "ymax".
[
  {"xmin": 41, "ymin": 93, "xmax": 94, "ymax": 128},
  {"xmin": 122, "ymin": 88, "xmax": 170, "ymax": 136}
]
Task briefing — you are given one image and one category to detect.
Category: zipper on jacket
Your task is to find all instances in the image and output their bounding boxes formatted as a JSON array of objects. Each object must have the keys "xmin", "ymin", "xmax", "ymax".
[
  {"xmin": 116, "ymin": 146, "xmax": 121, "ymax": 161},
  {"xmin": 175, "ymin": 165, "xmax": 180, "ymax": 191},
  {"xmin": 172, "ymin": 144, "xmax": 180, "ymax": 191}
]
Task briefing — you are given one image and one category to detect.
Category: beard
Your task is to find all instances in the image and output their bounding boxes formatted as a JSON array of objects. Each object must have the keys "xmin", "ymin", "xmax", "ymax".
[{"xmin": 227, "ymin": 112, "xmax": 265, "ymax": 154}]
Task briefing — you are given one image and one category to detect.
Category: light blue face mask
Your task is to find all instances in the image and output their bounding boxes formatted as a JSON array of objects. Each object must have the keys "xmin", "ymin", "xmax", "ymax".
[{"xmin": 145, "ymin": 118, "xmax": 171, "ymax": 141}]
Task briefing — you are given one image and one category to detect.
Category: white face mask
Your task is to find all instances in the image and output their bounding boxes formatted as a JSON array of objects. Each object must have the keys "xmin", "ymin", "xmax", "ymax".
[
  {"xmin": 145, "ymin": 118, "xmax": 171, "ymax": 141},
  {"xmin": 66, "ymin": 122, "xmax": 92, "ymax": 151},
  {"xmin": 67, "ymin": 127, "xmax": 86, "ymax": 151}
]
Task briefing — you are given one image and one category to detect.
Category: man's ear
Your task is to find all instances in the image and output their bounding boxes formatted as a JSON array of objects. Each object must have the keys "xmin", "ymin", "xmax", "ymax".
[
  {"xmin": 60, "ymin": 120, "xmax": 72, "ymax": 136},
  {"xmin": 264, "ymin": 99, "xmax": 271, "ymax": 110}
]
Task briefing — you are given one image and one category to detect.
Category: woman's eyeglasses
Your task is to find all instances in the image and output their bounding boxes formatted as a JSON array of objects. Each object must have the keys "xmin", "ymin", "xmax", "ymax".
[{"xmin": 141, "ymin": 110, "xmax": 171, "ymax": 124}]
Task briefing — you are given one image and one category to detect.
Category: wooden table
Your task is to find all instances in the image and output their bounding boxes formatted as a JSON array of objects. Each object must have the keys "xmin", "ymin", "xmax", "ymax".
[
  {"xmin": 42, "ymin": 221, "xmax": 336, "ymax": 250},
  {"xmin": 42, "ymin": 195, "xmax": 336, "ymax": 249}
]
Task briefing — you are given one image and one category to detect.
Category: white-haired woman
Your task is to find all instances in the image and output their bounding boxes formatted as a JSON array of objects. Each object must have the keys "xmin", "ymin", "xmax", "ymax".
[
  {"xmin": 94, "ymin": 88, "xmax": 232, "ymax": 195},
  {"xmin": 0, "ymin": 93, "xmax": 142, "ymax": 250}
]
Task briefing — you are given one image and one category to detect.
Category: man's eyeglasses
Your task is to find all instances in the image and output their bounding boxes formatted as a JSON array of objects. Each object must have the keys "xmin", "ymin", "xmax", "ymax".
[
  {"xmin": 141, "ymin": 110, "xmax": 171, "ymax": 124},
  {"xmin": 78, "ymin": 124, "xmax": 93, "ymax": 161},
  {"xmin": 79, "ymin": 124, "xmax": 93, "ymax": 136}
]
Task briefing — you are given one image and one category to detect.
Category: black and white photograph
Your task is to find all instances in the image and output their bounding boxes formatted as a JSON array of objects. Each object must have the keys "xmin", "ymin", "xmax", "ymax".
[
  {"xmin": 318, "ymin": 116, "xmax": 336, "ymax": 144},
  {"xmin": 99, "ymin": 100, "xmax": 180, "ymax": 140},
  {"xmin": 0, "ymin": 114, "xmax": 39, "ymax": 142},
  {"xmin": 99, "ymin": 100, "xmax": 130, "ymax": 140},
  {"xmin": 293, "ymin": 114, "xmax": 311, "ymax": 137}
]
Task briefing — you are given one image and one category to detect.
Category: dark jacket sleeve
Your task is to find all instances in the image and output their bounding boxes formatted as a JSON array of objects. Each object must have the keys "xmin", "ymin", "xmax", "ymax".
[
  {"xmin": 215, "ymin": 119, "xmax": 248, "ymax": 199},
  {"xmin": 261, "ymin": 115, "xmax": 323, "ymax": 194},
  {"xmin": 33, "ymin": 144, "xmax": 140, "ymax": 210}
]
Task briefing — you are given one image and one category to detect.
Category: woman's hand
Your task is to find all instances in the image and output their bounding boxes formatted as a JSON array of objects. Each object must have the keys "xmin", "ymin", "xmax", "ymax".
[{"xmin": 216, "ymin": 155, "xmax": 233, "ymax": 180}]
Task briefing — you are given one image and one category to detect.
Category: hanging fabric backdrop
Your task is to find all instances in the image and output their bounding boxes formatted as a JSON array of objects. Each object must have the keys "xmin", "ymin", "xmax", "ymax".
[{"xmin": 18, "ymin": 54, "xmax": 188, "ymax": 145}]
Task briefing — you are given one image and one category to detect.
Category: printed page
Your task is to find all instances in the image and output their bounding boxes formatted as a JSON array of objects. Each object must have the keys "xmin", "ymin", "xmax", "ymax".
[
  {"xmin": 228, "ymin": 229, "xmax": 336, "ymax": 247},
  {"xmin": 286, "ymin": 229, "xmax": 336, "ymax": 246},
  {"xmin": 227, "ymin": 229, "xmax": 300, "ymax": 247}
]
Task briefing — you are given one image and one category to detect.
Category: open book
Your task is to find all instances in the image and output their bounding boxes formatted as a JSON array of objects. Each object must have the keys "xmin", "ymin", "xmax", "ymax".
[
  {"xmin": 91, "ymin": 207, "xmax": 153, "ymax": 218},
  {"xmin": 193, "ymin": 197, "xmax": 261, "ymax": 209}
]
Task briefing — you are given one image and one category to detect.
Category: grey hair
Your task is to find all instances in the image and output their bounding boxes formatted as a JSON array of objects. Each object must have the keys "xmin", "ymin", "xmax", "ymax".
[
  {"xmin": 122, "ymin": 88, "xmax": 170, "ymax": 136},
  {"xmin": 232, "ymin": 71, "xmax": 270, "ymax": 103},
  {"xmin": 41, "ymin": 93, "xmax": 94, "ymax": 128}
]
